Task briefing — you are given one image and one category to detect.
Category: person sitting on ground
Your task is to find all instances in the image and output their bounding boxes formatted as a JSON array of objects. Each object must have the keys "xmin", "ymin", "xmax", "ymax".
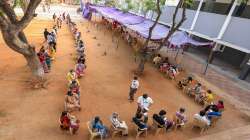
[
  {"xmin": 69, "ymin": 115, "xmax": 80, "ymax": 135},
  {"xmin": 153, "ymin": 54, "xmax": 162, "ymax": 66},
  {"xmin": 67, "ymin": 69, "xmax": 78, "ymax": 84},
  {"xmin": 153, "ymin": 110, "xmax": 174, "ymax": 131},
  {"xmin": 44, "ymin": 28, "xmax": 49, "ymax": 41},
  {"xmin": 110, "ymin": 112, "xmax": 128, "ymax": 136},
  {"xmin": 59, "ymin": 111, "xmax": 70, "ymax": 130},
  {"xmin": 132, "ymin": 113, "xmax": 148, "ymax": 131},
  {"xmin": 91, "ymin": 116, "xmax": 108, "ymax": 138},
  {"xmin": 65, "ymin": 91, "xmax": 81, "ymax": 112},
  {"xmin": 75, "ymin": 60, "xmax": 86, "ymax": 78},
  {"xmin": 177, "ymin": 76, "xmax": 193, "ymax": 89},
  {"xmin": 137, "ymin": 94, "xmax": 153, "ymax": 123},
  {"xmin": 216, "ymin": 100, "xmax": 224, "ymax": 112},
  {"xmin": 175, "ymin": 108, "xmax": 188, "ymax": 127},
  {"xmin": 194, "ymin": 110, "xmax": 210, "ymax": 126}
]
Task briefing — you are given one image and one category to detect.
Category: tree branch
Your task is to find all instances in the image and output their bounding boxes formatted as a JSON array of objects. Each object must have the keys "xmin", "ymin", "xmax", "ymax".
[
  {"xmin": 16, "ymin": 0, "xmax": 42, "ymax": 32},
  {"xmin": 0, "ymin": 1, "xmax": 18, "ymax": 23},
  {"xmin": 142, "ymin": 0, "xmax": 162, "ymax": 51},
  {"xmin": 0, "ymin": 13, "xmax": 11, "ymax": 29},
  {"xmin": 156, "ymin": 0, "xmax": 186, "ymax": 52}
]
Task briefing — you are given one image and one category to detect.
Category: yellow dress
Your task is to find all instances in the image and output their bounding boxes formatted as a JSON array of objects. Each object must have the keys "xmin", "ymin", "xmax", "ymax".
[{"xmin": 67, "ymin": 72, "xmax": 80, "ymax": 85}]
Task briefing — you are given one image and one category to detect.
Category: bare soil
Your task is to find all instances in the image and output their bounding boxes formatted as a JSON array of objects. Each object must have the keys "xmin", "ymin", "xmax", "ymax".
[{"xmin": 0, "ymin": 19, "xmax": 249, "ymax": 140}]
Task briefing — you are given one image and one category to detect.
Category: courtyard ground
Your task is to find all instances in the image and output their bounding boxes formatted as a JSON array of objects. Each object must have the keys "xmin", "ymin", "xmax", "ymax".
[{"xmin": 0, "ymin": 19, "xmax": 249, "ymax": 140}]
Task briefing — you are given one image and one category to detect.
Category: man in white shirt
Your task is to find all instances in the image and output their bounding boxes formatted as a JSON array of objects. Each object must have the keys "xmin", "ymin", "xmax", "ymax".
[
  {"xmin": 128, "ymin": 76, "xmax": 139, "ymax": 101},
  {"xmin": 137, "ymin": 94, "xmax": 153, "ymax": 123},
  {"xmin": 194, "ymin": 110, "xmax": 210, "ymax": 126}
]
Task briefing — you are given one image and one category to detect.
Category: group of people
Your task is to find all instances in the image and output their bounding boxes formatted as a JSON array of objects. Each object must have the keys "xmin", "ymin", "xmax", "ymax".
[
  {"xmin": 57, "ymin": 12, "xmax": 226, "ymax": 138},
  {"xmin": 59, "ymin": 14, "xmax": 86, "ymax": 135},
  {"xmin": 38, "ymin": 16, "xmax": 60, "ymax": 73},
  {"xmin": 178, "ymin": 76, "xmax": 215, "ymax": 106},
  {"xmin": 153, "ymin": 54, "xmax": 180, "ymax": 79}
]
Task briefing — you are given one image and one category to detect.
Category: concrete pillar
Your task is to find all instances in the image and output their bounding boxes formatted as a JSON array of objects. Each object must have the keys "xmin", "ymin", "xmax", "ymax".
[
  {"xmin": 190, "ymin": 0, "xmax": 204, "ymax": 31},
  {"xmin": 217, "ymin": 0, "xmax": 238, "ymax": 39},
  {"xmin": 240, "ymin": 53, "xmax": 250, "ymax": 68},
  {"xmin": 239, "ymin": 58, "xmax": 250, "ymax": 80}
]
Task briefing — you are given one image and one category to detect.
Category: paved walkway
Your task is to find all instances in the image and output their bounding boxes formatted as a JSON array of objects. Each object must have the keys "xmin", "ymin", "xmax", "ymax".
[{"xmin": 179, "ymin": 52, "xmax": 250, "ymax": 115}]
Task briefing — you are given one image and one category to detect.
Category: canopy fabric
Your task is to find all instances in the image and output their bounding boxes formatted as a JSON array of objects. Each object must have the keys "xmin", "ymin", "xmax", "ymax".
[
  {"xmin": 126, "ymin": 20, "xmax": 169, "ymax": 40},
  {"xmin": 89, "ymin": 5, "xmax": 144, "ymax": 25},
  {"xmin": 82, "ymin": 3, "xmax": 212, "ymax": 47},
  {"xmin": 168, "ymin": 32, "xmax": 212, "ymax": 48}
]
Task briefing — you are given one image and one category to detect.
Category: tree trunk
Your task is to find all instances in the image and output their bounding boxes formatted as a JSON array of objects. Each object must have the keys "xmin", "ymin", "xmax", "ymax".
[
  {"xmin": 24, "ymin": 51, "xmax": 44, "ymax": 78},
  {"xmin": 135, "ymin": 0, "xmax": 162, "ymax": 75},
  {"xmin": 137, "ymin": 57, "xmax": 146, "ymax": 75}
]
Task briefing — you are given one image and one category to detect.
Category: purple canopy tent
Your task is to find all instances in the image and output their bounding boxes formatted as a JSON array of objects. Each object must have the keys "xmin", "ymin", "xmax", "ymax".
[
  {"xmin": 83, "ymin": 4, "xmax": 212, "ymax": 47},
  {"xmin": 168, "ymin": 31, "xmax": 212, "ymax": 48},
  {"xmin": 126, "ymin": 20, "xmax": 169, "ymax": 40},
  {"xmin": 88, "ymin": 5, "xmax": 144, "ymax": 25}
]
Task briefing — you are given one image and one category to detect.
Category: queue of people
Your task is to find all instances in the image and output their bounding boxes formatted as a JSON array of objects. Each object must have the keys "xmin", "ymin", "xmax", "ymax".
[
  {"xmin": 58, "ymin": 14, "xmax": 85, "ymax": 135},
  {"xmin": 38, "ymin": 15, "xmax": 61, "ymax": 73}
]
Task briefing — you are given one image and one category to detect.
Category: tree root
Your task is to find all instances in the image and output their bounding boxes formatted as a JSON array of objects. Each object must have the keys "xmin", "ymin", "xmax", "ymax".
[{"xmin": 25, "ymin": 78, "xmax": 49, "ymax": 89}]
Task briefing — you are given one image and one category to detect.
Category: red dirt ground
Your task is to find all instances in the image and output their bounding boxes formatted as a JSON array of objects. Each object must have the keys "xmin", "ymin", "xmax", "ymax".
[{"xmin": 0, "ymin": 19, "xmax": 249, "ymax": 140}]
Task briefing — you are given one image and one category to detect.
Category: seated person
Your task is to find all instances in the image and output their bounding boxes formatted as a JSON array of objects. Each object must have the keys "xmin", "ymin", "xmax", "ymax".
[
  {"xmin": 194, "ymin": 110, "xmax": 210, "ymax": 126},
  {"xmin": 59, "ymin": 111, "xmax": 70, "ymax": 130},
  {"xmin": 216, "ymin": 100, "xmax": 224, "ymax": 112},
  {"xmin": 69, "ymin": 115, "xmax": 80, "ymax": 135},
  {"xmin": 203, "ymin": 90, "xmax": 214, "ymax": 104},
  {"xmin": 159, "ymin": 62, "xmax": 170, "ymax": 73},
  {"xmin": 91, "ymin": 116, "xmax": 108, "ymax": 138},
  {"xmin": 76, "ymin": 40, "xmax": 85, "ymax": 56},
  {"xmin": 69, "ymin": 80, "xmax": 80, "ymax": 98},
  {"xmin": 175, "ymin": 108, "xmax": 188, "ymax": 127},
  {"xmin": 177, "ymin": 76, "xmax": 193, "ymax": 89},
  {"xmin": 75, "ymin": 60, "xmax": 86, "ymax": 78},
  {"xmin": 188, "ymin": 83, "xmax": 202, "ymax": 96},
  {"xmin": 77, "ymin": 55, "xmax": 86, "ymax": 63},
  {"xmin": 153, "ymin": 54, "xmax": 162, "ymax": 66},
  {"xmin": 67, "ymin": 69, "xmax": 79, "ymax": 85},
  {"xmin": 65, "ymin": 91, "xmax": 81, "ymax": 112},
  {"xmin": 206, "ymin": 107, "xmax": 222, "ymax": 120},
  {"xmin": 110, "ymin": 112, "xmax": 128, "ymax": 136},
  {"xmin": 153, "ymin": 110, "xmax": 173, "ymax": 131},
  {"xmin": 132, "ymin": 113, "xmax": 148, "ymax": 130},
  {"xmin": 167, "ymin": 66, "xmax": 179, "ymax": 79}
]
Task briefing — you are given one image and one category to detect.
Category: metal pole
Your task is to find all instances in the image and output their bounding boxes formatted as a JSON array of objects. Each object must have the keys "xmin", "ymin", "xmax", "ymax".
[{"xmin": 203, "ymin": 45, "xmax": 214, "ymax": 75}]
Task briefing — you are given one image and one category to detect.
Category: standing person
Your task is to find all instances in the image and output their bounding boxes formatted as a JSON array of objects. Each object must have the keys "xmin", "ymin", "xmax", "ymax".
[
  {"xmin": 53, "ymin": 13, "xmax": 57, "ymax": 22},
  {"xmin": 137, "ymin": 94, "xmax": 153, "ymax": 123},
  {"xmin": 128, "ymin": 76, "xmax": 139, "ymax": 101},
  {"xmin": 43, "ymin": 28, "xmax": 49, "ymax": 41}
]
